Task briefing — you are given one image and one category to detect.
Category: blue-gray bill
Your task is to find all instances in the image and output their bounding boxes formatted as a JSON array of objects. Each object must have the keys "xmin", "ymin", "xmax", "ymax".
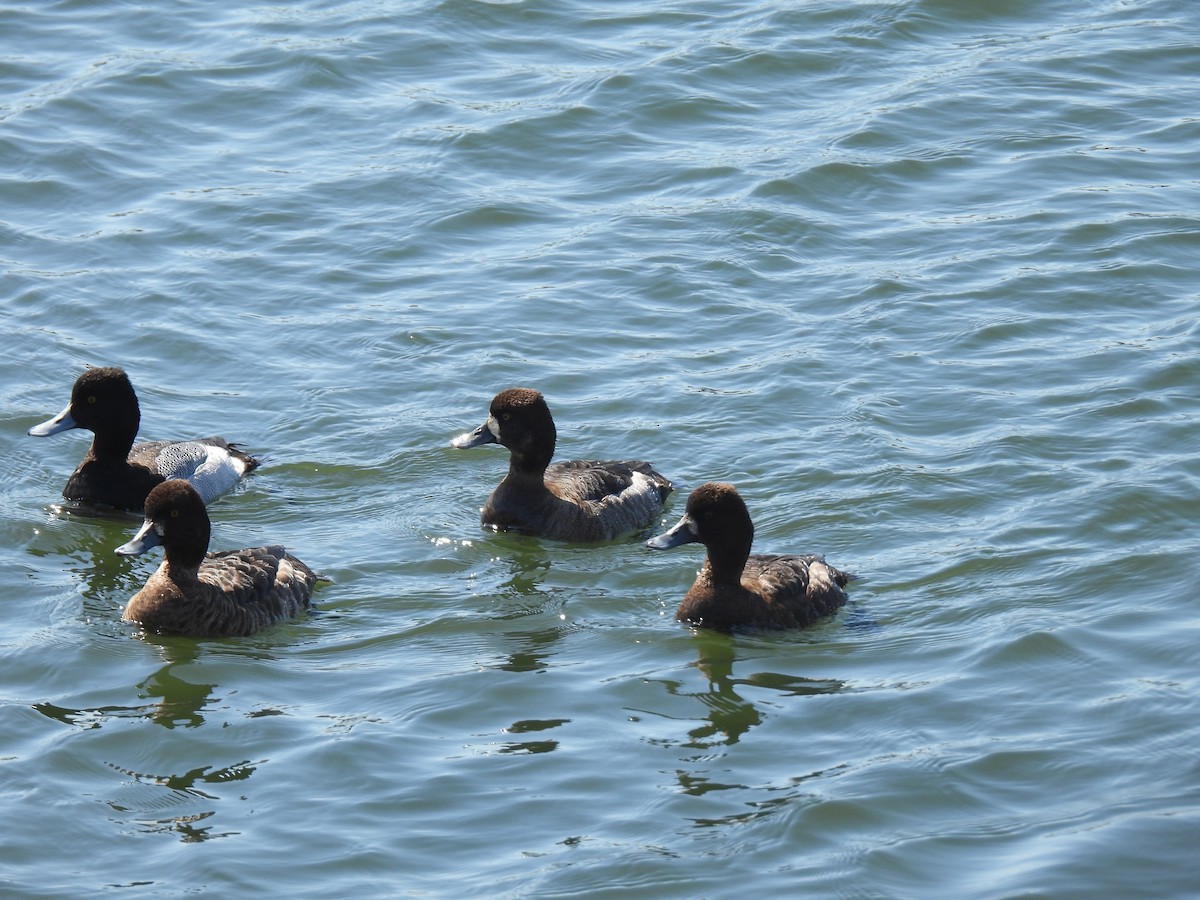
[
  {"xmin": 27, "ymin": 405, "xmax": 77, "ymax": 437},
  {"xmin": 646, "ymin": 514, "xmax": 700, "ymax": 550},
  {"xmin": 115, "ymin": 519, "xmax": 161, "ymax": 556},
  {"xmin": 451, "ymin": 420, "xmax": 498, "ymax": 449}
]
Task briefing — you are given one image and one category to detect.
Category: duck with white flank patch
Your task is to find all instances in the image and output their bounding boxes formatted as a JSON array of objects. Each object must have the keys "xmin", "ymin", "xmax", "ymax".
[{"xmin": 29, "ymin": 366, "xmax": 258, "ymax": 512}]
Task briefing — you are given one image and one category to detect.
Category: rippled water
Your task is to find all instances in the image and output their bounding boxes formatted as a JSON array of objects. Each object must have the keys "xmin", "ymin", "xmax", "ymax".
[{"xmin": 3, "ymin": 1, "xmax": 1199, "ymax": 896}]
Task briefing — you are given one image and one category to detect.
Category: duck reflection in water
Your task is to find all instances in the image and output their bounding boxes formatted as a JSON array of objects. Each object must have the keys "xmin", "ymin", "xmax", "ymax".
[
  {"xmin": 483, "ymin": 541, "xmax": 570, "ymax": 674},
  {"xmin": 104, "ymin": 757, "xmax": 258, "ymax": 843},
  {"xmin": 33, "ymin": 644, "xmax": 215, "ymax": 730},
  {"xmin": 26, "ymin": 508, "xmax": 147, "ymax": 621},
  {"xmin": 656, "ymin": 632, "xmax": 846, "ymax": 749},
  {"xmin": 33, "ymin": 643, "xmax": 261, "ymax": 843}
]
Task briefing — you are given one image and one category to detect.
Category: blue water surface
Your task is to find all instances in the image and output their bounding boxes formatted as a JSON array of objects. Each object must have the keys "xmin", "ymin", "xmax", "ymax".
[{"xmin": 3, "ymin": 1, "xmax": 1198, "ymax": 896}]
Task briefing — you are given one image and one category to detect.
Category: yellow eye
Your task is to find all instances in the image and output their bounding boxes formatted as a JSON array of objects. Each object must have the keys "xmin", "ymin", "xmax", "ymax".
[
  {"xmin": 171, "ymin": 510, "xmax": 180, "ymax": 518},
  {"xmin": 87, "ymin": 395, "xmax": 97, "ymax": 404},
  {"xmin": 502, "ymin": 413, "xmax": 511, "ymax": 421}
]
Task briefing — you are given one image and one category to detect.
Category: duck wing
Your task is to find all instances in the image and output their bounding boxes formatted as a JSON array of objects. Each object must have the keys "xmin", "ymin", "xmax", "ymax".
[
  {"xmin": 134, "ymin": 438, "xmax": 257, "ymax": 504},
  {"xmin": 545, "ymin": 460, "xmax": 635, "ymax": 501},
  {"xmin": 742, "ymin": 554, "xmax": 850, "ymax": 628},
  {"xmin": 196, "ymin": 547, "xmax": 316, "ymax": 633},
  {"xmin": 545, "ymin": 460, "xmax": 673, "ymax": 539}
]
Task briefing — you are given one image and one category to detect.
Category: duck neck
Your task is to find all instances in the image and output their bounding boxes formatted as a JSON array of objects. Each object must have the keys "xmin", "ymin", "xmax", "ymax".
[
  {"xmin": 507, "ymin": 448, "xmax": 552, "ymax": 482},
  {"xmin": 90, "ymin": 410, "xmax": 139, "ymax": 460},
  {"xmin": 164, "ymin": 556, "xmax": 203, "ymax": 584},
  {"xmin": 164, "ymin": 524, "xmax": 209, "ymax": 575},
  {"xmin": 703, "ymin": 535, "xmax": 753, "ymax": 585}
]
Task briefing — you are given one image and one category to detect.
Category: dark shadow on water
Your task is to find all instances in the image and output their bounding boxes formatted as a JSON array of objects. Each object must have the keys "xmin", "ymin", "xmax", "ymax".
[
  {"xmin": 486, "ymin": 546, "xmax": 574, "ymax": 673},
  {"xmin": 488, "ymin": 544, "xmax": 558, "ymax": 616},
  {"xmin": 32, "ymin": 637, "xmax": 260, "ymax": 843},
  {"xmin": 469, "ymin": 716, "xmax": 570, "ymax": 755},
  {"xmin": 133, "ymin": 645, "xmax": 217, "ymax": 728},
  {"xmin": 634, "ymin": 629, "xmax": 858, "ymax": 832},
  {"xmin": 496, "ymin": 546, "xmax": 553, "ymax": 599},
  {"xmin": 841, "ymin": 601, "xmax": 881, "ymax": 633},
  {"xmin": 683, "ymin": 765, "xmax": 849, "ymax": 830},
  {"xmin": 500, "ymin": 624, "xmax": 569, "ymax": 673},
  {"xmin": 498, "ymin": 739, "xmax": 559, "ymax": 754}
]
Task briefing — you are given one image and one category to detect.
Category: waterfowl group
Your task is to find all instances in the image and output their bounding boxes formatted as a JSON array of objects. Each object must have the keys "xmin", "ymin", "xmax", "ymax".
[
  {"xmin": 31, "ymin": 367, "xmax": 304, "ymax": 638},
  {"xmin": 31, "ymin": 369, "xmax": 856, "ymax": 637}
]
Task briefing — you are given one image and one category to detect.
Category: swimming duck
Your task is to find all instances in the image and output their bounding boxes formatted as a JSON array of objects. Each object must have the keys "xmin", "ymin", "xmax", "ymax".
[
  {"xmin": 28, "ymin": 366, "xmax": 258, "ymax": 511},
  {"xmin": 451, "ymin": 387, "xmax": 673, "ymax": 541},
  {"xmin": 647, "ymin": 482, "xmax": 855, "ymax": 631},
  {"xmin": 116, "ymin": 479, "xmax": 317, "ymax": 637}
]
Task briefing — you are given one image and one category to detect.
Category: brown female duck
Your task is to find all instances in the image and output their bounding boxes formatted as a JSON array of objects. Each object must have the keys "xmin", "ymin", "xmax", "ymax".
[
  {"xmin": 452, "ymin": 388, "xmax": 673, "ymax": 541},
  {"xmin": 116, "ymin": 480, "xmax": 317, "ymax": 637},
  {"xmin": 647, "ymin": 482, "xmax": 855, "ymax": 631}
]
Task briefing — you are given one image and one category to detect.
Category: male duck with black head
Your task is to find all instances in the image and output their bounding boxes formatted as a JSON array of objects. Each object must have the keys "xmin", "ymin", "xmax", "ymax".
[
  {"xmin": 648, "ymin": 482, "xmax": 856, "ymax": 632},
  {"xmin": 28, "ymin": 366, "xmax": 258, "ymax": 512},
  {"xmin": 452, "ymin": 388, "xmax": 673, "ymax": 541},
  {"xmin": 116, "ymin": 480, "xmax": 318, "ymax": 638}
]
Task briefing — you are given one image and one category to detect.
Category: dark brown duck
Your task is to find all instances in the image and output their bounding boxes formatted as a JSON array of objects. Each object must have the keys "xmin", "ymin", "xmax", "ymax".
[
  {"xmin": 647, "ymin": 481, "xmax": 855, "ymax": 631},
  {"xmin": 452, "ymin": 388, "xmax": 673, "ymax": 542},
  {"xmin": 116, "ymin": 480, "xmax": 317, "ymax": 638}
]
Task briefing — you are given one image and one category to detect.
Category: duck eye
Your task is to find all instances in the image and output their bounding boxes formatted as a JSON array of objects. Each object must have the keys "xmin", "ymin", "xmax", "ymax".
[
  {"xmin": 87, "ymin": 395, "xmax": 97, "ymax": 404},
  {"xmin": 170, "ymin": 509, "xmax": 180, "ymax": 518},
  {"xmin": 502, "ymin": 413, "xmax": 511, "ymax": 421}
]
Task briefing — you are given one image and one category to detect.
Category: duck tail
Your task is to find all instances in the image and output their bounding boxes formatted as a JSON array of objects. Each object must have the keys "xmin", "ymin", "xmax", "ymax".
[{"xmin": 228, "ymin": 443, "xmax": 261, "ymax": 474}]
